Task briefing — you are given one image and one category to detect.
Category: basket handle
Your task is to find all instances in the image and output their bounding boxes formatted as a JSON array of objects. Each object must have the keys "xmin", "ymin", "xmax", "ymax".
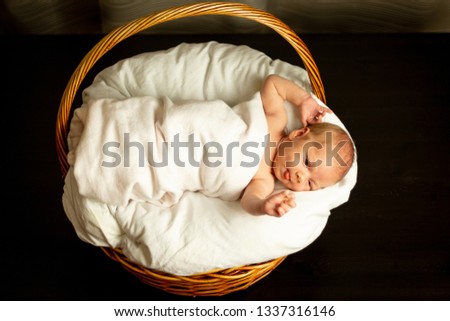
[{"xmin": 56, "ymin": 1, "xmax": 326, "ymax": 176}]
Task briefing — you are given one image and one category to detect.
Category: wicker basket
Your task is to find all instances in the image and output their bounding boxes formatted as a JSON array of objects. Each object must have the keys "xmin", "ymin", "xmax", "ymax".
[{"xmin": 56, "ymin": 1, "xmax": 326, "ymax": 297}]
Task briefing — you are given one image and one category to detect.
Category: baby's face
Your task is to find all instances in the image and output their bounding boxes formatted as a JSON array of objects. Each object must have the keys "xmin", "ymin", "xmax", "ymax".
[{"xmin": 273, "ymin": 131, "xmax": 342, "ymax": 191}]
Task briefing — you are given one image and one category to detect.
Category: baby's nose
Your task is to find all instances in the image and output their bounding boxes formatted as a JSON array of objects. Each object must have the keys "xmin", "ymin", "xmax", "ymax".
[{"xmin": 295, "ymin": 169, "xmax": 309, "ymax": 183}]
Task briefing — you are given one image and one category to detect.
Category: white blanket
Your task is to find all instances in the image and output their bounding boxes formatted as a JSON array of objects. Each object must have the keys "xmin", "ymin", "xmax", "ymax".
[
  {"xmin": 68, "ymin": 93, "xmax": 267, "ymax": 207},
  {"xmin": 62, "ymin": 41, "xmax": 358, "ymax": 275}
]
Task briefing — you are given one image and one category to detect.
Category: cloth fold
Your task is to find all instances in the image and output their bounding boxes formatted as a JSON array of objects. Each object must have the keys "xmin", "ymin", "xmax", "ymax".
[{"xmin": 68, "ymin": 92, "xmax": 267, "ymax": 207}]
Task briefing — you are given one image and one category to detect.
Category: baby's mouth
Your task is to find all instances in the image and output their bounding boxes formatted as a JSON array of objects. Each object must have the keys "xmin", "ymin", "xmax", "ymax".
[{"xmin": 283, "ymin": 169, "xmax": 291, "ymax": 181}]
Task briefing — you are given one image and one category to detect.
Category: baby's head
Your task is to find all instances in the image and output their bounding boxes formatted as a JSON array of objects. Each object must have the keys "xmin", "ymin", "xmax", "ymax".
[{"xmin": 273, "ymin": 122, "xmax": 355, "ymax": 191}]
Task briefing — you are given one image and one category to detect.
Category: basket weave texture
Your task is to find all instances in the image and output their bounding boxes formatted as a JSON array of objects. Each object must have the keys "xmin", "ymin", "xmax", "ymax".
[{"xmin": 56, "ymin": 1, "xmax": 325, "ymax": 297}]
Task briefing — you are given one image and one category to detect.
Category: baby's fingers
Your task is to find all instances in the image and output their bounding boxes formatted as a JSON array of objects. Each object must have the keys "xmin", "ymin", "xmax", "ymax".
[
  {"xmin": 313, "ymin": 112, "xmax": 325, "ymax": 122},
  {"xmin": 275, "ymin": 201, "xmax": 294, "ymax": 216},
  {"xmin": 313, "ymin": 107, "xmax": 332, "ymax": 123},
  {"xmin": 284, "ymin": 194, "xmax": 297, "ymax": 210},
  {"xmin": 277, "ymin": 192, "xmax": 297, "ymax": 216},
  {"xmin": 275, "ymin": 206, "xmax": 287, "ymax": 217},
  {"xmin": 285, "ymin": 196, "xmax": 296, "ymax": 208},
  {"xmin": 323, "ymin": 106, "xmax": 333, "ymax": 114}
]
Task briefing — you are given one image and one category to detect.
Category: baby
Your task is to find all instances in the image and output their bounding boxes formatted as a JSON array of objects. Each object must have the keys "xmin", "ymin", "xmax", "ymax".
[{"xmin": 240, "ymin": 74, "xmax": 355, "ymax": 217}]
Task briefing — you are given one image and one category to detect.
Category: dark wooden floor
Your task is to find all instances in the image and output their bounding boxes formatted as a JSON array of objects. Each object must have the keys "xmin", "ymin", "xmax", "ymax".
[{"xmin": 1, "ymin": 33, "xmax": 449, "ymax": 300}]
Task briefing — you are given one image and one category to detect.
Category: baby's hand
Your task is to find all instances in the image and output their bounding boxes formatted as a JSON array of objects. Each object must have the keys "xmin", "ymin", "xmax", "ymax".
[
  {"xmin": 299, "ymin": 96, "xmax": 332, "ymax": 126},
  {"xmin": 263, "ymin": 190, "xmax": 296, "ymax": 217}
]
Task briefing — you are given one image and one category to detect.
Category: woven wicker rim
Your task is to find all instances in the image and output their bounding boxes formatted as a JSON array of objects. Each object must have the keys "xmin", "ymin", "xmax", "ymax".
[{"xmin": 56, "ymin": 1, "xmax": 326, "ymax": 296}]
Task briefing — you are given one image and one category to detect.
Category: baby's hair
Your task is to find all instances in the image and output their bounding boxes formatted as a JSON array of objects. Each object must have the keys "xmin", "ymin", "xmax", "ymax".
[{"xmin": 307, "ymin": 122, "xmax": 355, "ymax": 180}]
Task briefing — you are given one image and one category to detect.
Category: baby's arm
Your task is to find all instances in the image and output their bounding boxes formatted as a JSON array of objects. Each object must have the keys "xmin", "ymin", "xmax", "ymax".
[
  {"xmin": 241, "ymin": 176, "xmax": 296, "ymax": 217},
  {"xmin": 261, "ymin": 74, "xmax": 331, "ymax": 127}
]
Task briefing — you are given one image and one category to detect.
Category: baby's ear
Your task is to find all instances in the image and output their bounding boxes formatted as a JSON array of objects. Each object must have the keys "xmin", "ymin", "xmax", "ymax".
[{"xmin": 288, "ymin": 127, "xmax": 310, "ymax": 140}]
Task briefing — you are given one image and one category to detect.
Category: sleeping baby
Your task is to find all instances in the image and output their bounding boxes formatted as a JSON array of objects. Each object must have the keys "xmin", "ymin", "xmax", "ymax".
[
  {"xmin": 241, "ymin": 74, "xmax": 355, "ymax": 216},
  {"xmin": 68, "ymin": 74, "xmax": 354, "ymax": 217}
]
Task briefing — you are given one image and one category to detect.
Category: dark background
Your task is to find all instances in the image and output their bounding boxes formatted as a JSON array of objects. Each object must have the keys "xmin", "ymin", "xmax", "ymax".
[{"xmin": 1, "ymin": 32, "xmax": 449, "ymax": 300}]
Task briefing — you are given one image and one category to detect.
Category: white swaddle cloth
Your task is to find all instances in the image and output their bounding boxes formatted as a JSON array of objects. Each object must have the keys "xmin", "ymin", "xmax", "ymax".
[{"xmin": 68, "ymin": 92, "xmax": 267, "ymax": 207}]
